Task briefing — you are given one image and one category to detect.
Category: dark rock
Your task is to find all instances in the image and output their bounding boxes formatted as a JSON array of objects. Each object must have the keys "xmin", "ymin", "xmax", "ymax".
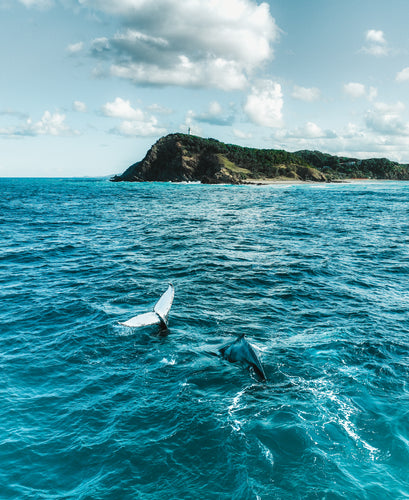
[{"xmin": 111, "ymin": 134, "xmax": 246, "ymax": 184}]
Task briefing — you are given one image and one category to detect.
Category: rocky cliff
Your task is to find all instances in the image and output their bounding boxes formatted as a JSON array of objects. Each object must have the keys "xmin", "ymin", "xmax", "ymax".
[
  {"xmin": 110, "ymin": 134, "xmax": 326, "ymax": 183},
  {"xmin": 111, "ymin": 133, "xmax": 409, "ymax": 183}
]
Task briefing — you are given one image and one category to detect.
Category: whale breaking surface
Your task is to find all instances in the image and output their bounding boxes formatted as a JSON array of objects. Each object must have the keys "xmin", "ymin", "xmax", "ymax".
[
  {"xmin": 119, "ymin": 284, "xmax": 267, "ymax": 381},
  {"xmin": 119, "ymin": 284, "xmax": 174, "ymax": 328},
  {"xmin": 218, "ymin": 334, "xmax": 267, "ymax": 381}
]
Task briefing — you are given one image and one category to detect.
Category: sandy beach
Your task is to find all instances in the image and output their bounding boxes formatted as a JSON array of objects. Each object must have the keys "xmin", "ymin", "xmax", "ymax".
[{"xmin": 241, "ymin": 178, "xmax": 399, "ymax": 185}]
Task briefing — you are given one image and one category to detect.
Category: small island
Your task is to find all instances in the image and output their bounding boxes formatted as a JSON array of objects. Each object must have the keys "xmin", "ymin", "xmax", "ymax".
[{"xmin": 111, "ymin": 133, "xmax": 409, "ymax": 184}]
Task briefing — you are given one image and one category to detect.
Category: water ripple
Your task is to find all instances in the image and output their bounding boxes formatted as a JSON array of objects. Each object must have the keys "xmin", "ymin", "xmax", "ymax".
[{"xmin": 1, "ymin": 179, "xmax": 409, "ymax": 498}]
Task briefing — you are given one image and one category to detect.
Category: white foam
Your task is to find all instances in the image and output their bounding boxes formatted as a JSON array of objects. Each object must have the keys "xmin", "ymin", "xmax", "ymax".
[
  {"xmin": 257, "ymin": 438, "xmax": 275, "ymax": 469},
  {"xmin": 160, "ymin": 357, "xmax": 176, "ymax": 366}
]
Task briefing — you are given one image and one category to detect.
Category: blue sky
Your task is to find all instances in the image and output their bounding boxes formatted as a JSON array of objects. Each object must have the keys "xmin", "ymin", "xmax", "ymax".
[{"xmin": 1, "ymin": 0, "xmax": 409, "ymax": 177}]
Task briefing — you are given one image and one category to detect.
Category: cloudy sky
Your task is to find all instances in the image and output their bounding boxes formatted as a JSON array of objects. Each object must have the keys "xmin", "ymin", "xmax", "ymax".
[{"xmin": 2, "ymin": 0, "xmax": 409, "ymax": 177}]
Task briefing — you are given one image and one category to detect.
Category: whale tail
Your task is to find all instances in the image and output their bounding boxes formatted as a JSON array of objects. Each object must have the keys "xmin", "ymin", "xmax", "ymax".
[{"xmin": 119, "ymin": 284, "xmax": 174, "ymax": 328}]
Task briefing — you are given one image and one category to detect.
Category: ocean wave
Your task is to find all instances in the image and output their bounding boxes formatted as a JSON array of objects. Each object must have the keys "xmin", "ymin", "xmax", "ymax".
[{"xmin": 1, "ymin": 179, "xmax": 409, "ymax": 498}]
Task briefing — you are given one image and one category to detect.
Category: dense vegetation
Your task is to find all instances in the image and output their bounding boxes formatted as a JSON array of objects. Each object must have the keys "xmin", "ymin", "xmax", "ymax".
[
  {"xmin": 294, "ymin": 150, "xmax": 409, "ymax": 180},
  {"xmin": 176, "ymin": 133, "xmax": 309, "ymax": 179},
  {"xmin": 113, "ymin": 133, "xmax": 409, "ymax": 183},
  {"xmin": 175, "ymin": 133, "xmax": 409, "ymax": 180}
]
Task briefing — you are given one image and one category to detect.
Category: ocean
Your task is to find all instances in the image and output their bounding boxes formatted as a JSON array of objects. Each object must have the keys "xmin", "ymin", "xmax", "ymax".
[{"xmin": 1, "ymin": 178, "xmax": 409, "ymax": 499}]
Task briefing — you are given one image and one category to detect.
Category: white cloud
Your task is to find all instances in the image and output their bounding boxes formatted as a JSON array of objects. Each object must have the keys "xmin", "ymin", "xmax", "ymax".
[
  {"xmin": 291, "ymin": 85, "xmax": 321, "ymax": 102},
  {"xmin": 233, "ymin": 129, "xmax": 253, "ymax": 140},
  {"xmin": 91, "ymin": 37, "xmax": 110, "ymax": 54},
  {"xmin": 115, "ymin": 118, "xmax": 166, "ymax": 137},
  {"xmin": 102, "ymin": 97, "xmax": 166, "ymax": 137},
  {"xmin": 274, "ymin": 122, "xmax": 338, "ymax": 144},
  {"xmin": 244, "ymin": 80, "xmax": 283, "ymax": 128},
  {"xmin": 193, "ymin": 100, "xmax": 234, "ymax": 126},
  {"xmin": 396, "ymin": 67, "xmax": 409, "ymax": 83},
  {"xmin": 270, "ymin": 101, "xmax": 409, "ymax": 163},
  {"xmin": 332, "ymin": 127, "xmax": 409, "ymax": 163},
  {"xmin": 0, "ymin": 109, "xmax": 28, "ymax": 119},
  {"xmin": 67, "ymin": 42, "xmax": 84, "ymax": 54},
  {"xmin": 208, "ymin": 101, "xmax": 222, "ymax": 116},
  {"xmin": 27, "ymin": 111, "xmax": 77, "ymax": 136},
  {"xmin": 344, "ymin": 82, "xmax": 366, "ymax": 98},
  {"xmin": 147, "ymin": 104, "xmax": 173, "ymax": 115},
  {"xmin": 0, "ymin": 111, "xmax": 78, "ymax": 137},
  {"xmin": 18, "ymin": 0, "xmax": 53, "ymax": 8},
  {"xmin": 274, "ymin": 125, "xmax": 367, "ymax": 160},
  {"xmin": 368, "ymin": 87, "xmax": 378, "ymax": 101},
  {"xmin": 365, "ymin": 101, "xmax": 409, "ymax": 136},
  {"xmin": 73, "ymin": 101, "xmax": 87, "ymax": 112},
  {"xmin": 286, "ymin": 122, "xmax": 336, "ymax": 139},
  {"xmin": 110, "ymin": 57, "xmax": 248, "ymax": 90},
  {"xmin": 361, "ymin": 29, "xmax": 388, "ymax": 56},
  {"xmin": 344, "ymin": 82, "xmax": 377, "ymax": 100},
  {"xmin": 366, "ymin": 29, "xmax": 386, "ymax": 44},
  {"xmin": 113, "ymin": 29, "xmax": 169, "ymax": 51},
  {"xmin": 363, "ymin": 45, "xmax": 388, "ymax": 57},
  {"xmin": 102, "ymin": 97, "xmax": 145, "ymax": 120},
  {"xmin": 82, "ymin": 0, "xmax": 279, "ymax": 89}
]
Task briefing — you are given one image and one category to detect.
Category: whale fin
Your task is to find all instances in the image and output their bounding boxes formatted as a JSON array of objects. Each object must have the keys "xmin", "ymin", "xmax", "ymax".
[
  {"xmin": 219, "ymin": 334, "xmax": 267, "ymax": 381},
  {"xmin": 153, "ymin": 284, "xmax": 174, "ymax": 325},
  {"xmin": 119, "ymin": 284, "xmax": 174, "ymax": 328},
  {"xmin": 119, "ymin": 311, "xmax": 161, "ymax": 328}
]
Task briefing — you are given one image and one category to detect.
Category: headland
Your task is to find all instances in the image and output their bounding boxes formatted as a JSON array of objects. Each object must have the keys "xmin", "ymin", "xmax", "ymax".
[{"xmin": 111, "ymin": 133, "xmax": 409, "ymax": 184}]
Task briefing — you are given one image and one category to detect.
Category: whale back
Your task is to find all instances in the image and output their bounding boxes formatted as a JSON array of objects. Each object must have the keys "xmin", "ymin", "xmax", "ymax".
[{"xmin": 219, "ymin": 334, "xmax": 266, "ymax": 380}]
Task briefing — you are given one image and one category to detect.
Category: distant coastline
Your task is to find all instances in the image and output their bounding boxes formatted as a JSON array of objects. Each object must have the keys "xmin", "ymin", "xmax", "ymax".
[
  {"xmin": 111, "ymin": 133, "xmax": 409, "ymax": 185},
  {"xmin": 242, "ymin": 178, "xmax": 407, "ymax": 185}
]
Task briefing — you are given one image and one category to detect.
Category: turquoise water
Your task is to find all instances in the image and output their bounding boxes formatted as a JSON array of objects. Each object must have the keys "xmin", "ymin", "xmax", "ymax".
[{"xmin": 1, "ymin": 178, "xmax": 409, "ymax": 499}]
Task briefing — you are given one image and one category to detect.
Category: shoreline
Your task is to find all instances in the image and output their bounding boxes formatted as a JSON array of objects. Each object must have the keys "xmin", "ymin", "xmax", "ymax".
[{"xmin": 241, "ymin": 178, "xmax": 406, "ymax": 186}]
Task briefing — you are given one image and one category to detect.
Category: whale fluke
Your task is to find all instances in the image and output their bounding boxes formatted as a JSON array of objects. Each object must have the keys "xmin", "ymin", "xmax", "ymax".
[
  {"xmin": 119, "ymin": 284, "xmax": 174, "ymax": 328},
  {"xmin": 219, "ymin": 334, "xmax": 266, "ymax": 381}
]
